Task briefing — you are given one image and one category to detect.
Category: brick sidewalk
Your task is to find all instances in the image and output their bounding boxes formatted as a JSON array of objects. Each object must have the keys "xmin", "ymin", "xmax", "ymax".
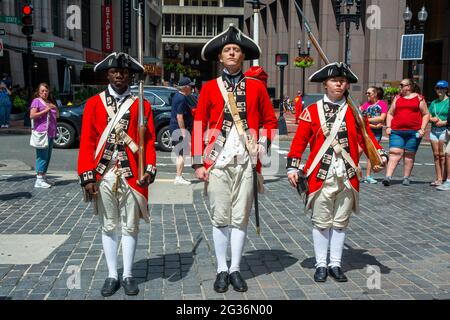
[{"xmin": 0, "ymin": 170, "xmax": 449, "ymax": 300}]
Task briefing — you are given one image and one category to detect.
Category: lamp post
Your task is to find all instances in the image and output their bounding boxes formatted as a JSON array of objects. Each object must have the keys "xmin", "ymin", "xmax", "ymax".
[
  {"xmin": 403, "ymin": 5, "xmax": 428, "ymax": 79},
  {"xmin": 332, "ymin": 0, "xmax": 362, "ymax": 66},
  {"xmin": 246, "ymin": 0, "xmax": 265, "ymax": 66},
  {"xmin": 297, "ymin": 39, "xmax": 311, "ymax": 96}
]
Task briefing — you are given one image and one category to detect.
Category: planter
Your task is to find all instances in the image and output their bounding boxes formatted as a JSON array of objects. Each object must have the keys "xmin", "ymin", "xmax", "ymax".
[{"xmin": 294, "ymin": 56, "xmax": 314, "ymax": 68}]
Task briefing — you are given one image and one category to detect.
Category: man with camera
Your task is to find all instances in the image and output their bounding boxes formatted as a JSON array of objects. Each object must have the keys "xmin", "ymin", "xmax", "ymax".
[{"xmin": 287, "ymin": 62, "xmax": 388, "ymax": 283}]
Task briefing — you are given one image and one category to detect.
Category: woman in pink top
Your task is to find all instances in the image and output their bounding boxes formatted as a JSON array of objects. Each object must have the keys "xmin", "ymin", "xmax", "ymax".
[
  {"xmin": 359, "ymin": 86, "xmax": 388, "ymax": 184},
  {"xmin": 383, "ymin": 79, "xmax": 429, "ymax": 186},
  {"xmin": 30, "ymin": 83, "xmax": 59, "ymax": 188}
]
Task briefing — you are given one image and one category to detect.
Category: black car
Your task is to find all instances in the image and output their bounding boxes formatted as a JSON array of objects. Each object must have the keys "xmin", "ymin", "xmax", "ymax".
[{"xmin": 54, "ymin": 86, "xmax": 178, "ymax": 152}]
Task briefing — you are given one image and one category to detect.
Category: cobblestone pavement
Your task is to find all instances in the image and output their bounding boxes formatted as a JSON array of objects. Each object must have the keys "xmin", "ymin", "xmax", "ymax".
[{"xmin": 0, "ymin": 161, "xmax": 449, "ymax": 301}]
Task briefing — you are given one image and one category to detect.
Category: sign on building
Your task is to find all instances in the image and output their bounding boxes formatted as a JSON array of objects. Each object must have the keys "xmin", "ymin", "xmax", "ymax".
[
  {"xmin": 122, "ymin": 0, "xmax": 132, "ymax": 49},
  {"xmin": 400, "ymin": 34, "xmax": 424, "ymax": 61},
  {"xmin": 102, "ymin": 4, "xmax": 113, "ymax": 53}
]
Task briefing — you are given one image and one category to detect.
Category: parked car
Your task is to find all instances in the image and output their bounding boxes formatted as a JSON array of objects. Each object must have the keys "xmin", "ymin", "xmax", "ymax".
[{"xmin": 54, "ymin": 86, "xmax": 178, "ymax": 152}]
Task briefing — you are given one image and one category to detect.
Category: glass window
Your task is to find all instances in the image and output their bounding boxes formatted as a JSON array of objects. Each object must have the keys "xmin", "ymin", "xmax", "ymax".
[
  {"xmin": 186, "ymin": 15, "xmax": 193, "ymax": 36},
  {"xmin": 196, "ymin": 15, "xmax": 203, "ymax": 36},
  {"xmin": 175, "ymin": 15, "xmax": 182, "ymax": 35},
  {"xmin": 206, "ymin": 16, "xmax": 213, "ymax": 36},
  {"xmin": 144, "ymin": 92, "xmax": 165, "ymax": 107},
  {"xmin": 164, "ymin": 14, "xmax": 172, "ymax": 35}
]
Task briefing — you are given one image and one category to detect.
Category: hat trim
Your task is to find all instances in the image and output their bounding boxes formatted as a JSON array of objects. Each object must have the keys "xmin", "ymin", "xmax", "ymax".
[
  {"xmin": 93, "ymin": 52, "xmax": 144, "ymax": 73},
  {"xmin": 308, "ymin": 62, "xmax": 359, "ymax": 82},
  {"xmin": 201, "ymin": 24, "xmax": 261, "ymax": 61}
]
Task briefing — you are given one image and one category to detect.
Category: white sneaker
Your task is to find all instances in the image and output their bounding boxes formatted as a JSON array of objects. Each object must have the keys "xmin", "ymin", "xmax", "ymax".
[
  {"xmin": 4, "ymin": 125, "xmax": 8, "ymax": 128},
  {"xmin": 174, "ymin": 176, "xmax": 191, "ymax": 185},
  {"xmin": 0, "ymin": 125, "xmax": 5, "ymax": 128},
  {"xmin": 436, "ymin": 181, "xmax": 450, "ymax": 191},
  {"xmin": 34, "ymin": 178, "xmax": 52, "ymax": 188}
]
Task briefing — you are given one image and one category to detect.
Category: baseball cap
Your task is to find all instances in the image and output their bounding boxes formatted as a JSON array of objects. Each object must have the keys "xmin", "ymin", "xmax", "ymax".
[
  {"xmin": 435, "ymin": 80, "xmax": 448, "ymax": 88},
  {"xmin": 178, "ymin": 77, "xmax": 194, "ymax": 87}
]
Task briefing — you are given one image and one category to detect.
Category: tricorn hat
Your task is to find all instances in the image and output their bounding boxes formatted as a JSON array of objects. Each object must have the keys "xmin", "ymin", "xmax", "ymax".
[
  {"xmin": 201, "ymin": 24, "xmax": 261, "ymax": 61},
  {"xmin": 309, "ymin": 62, "xmax": 358, "ymax": 83},
  {"xmin": 94, "ymin": 52, "xmax": 144, "ymax": 73}
]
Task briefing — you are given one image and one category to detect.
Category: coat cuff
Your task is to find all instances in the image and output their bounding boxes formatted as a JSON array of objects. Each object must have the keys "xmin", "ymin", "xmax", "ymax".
[
  {"xmin": 79, "ymin": 170, "xmax": 96, "ymax": 187},
  {"xmin": 286, "ymin": 157, "xmax": 302, "ymax": 170},
  {"xmin": 145, "ymin": 165, "xmax": 157, "ymax": 183}
]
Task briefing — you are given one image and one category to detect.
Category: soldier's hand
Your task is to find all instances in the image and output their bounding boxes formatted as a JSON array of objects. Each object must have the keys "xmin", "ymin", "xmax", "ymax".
[
  {"xmin": 84, "ymin": 182, "xmax": 98, "ymax": 196},
  {"xmin": 195, "ymin": 166, "xmax": 209, "ymax": 182},
  {"xmin": 137, "ymin": 173, "xmax": 154, "ymax": 187},
  {"xmin": 288, "ymin": 171, "xmax": 299, "ymax": 188}
]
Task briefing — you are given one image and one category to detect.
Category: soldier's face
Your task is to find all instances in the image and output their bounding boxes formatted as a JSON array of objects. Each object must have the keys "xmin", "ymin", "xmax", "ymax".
[
  {"xmin": 219, "ymin": 44, "xmax": 245, "ymax": 71},
  {"xmin": 324, "ymin": 77, "xmax": 349, "ymax": 98},
  {"xmin": 108, "ymin": 68, "xmax": 130, "ymax": 91}
]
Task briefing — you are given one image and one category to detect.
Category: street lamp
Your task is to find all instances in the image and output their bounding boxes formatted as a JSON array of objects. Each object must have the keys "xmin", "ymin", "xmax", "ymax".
[
  {"xmin": 297, "ymin": 39, "xmax": 311, "ymax": 97},
  {"xmin": 246, "ymin": 0, "xmax": 265, "ymax": 66},
  {"xmin": 332, "ymin": 0, "xmax": 362, "ymax": 66},
  {"xmin": 403, "ymin": 5, "xmax": 428, "ymax": 78}
]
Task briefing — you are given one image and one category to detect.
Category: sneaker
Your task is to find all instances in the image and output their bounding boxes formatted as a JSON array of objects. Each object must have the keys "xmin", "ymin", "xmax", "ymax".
[
  {"xmin": 34, "ymin": 178, "xmax": 52, "ymax": 189},
  {"xmin": 436, "ymin": 181, "xmax": 450, "ymax": 191},
  {"xmin": 174, "ymin": 176, "xmax": 191, "ymax": 185},
  {"xmin": 365, "ymin": 176, "xmax": 378, "ymax": 184},
  {"xmin": 382, "ymin": 177, "xmax": 391, "ymax": 186},
  {"xmin": 0, "ymin": 125, "xmax": 5, "ymax": 128},
  {"xmin": 4, "ymin": 125, "xmax": 8, "ymax": 128},
  {"xmin": 402, "ymin": 177, "xmax": 411, "ymax": 186}
]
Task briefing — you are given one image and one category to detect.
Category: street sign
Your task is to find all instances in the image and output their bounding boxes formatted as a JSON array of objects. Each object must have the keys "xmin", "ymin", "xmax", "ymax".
[
  {"xmin": 275, "ymin": 53, "xmax": 289, "ymax": 66},
  {"xmin": 0, "ymin": 29, "xmax": 5, "ymax": 36},
  {"xmin": 0, "ymin": 16, "xmax": 21, "ymax": 24},
  {"xmin": 400, "ymin": 34, "xmax": 424, "ymax": 60},
  {"xmin": 0, "ymin": 39, "xmax": 3, "ymax": 57},
  {"xmin": 32, "ymin": 41, "xmax": 55, "ymax": 48}
]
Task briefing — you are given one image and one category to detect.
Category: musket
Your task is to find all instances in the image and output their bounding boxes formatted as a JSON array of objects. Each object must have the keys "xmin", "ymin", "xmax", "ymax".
[
  {"xmin": 135, "ymin": 0, "xmax": 146, "ymax": 180},
  {"xmin": 294, "ymin": 1, "xmax": 383, "ymax": 167}
]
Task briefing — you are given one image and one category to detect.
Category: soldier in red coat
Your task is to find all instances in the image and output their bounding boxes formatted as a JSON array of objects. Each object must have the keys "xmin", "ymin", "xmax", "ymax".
[
  {"xmin": 77, "ymin": 52, "xmax": 157, "ymax": 297},
  {"xmin": 192, "ymin": 24, "xmax": 277, "ymax": 293},
  {"xmin": 287, "ymin": 62, "xmax": 388, "ymax": 283}
]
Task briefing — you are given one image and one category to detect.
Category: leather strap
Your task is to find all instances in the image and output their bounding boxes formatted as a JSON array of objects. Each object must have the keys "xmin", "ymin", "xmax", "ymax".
[
  {"xmin": 306, "ymin": 100, "xmax": 347, "ymax": 177},
  {"xmin": 95, "ymin": 92, "xmax": 136, "ymax": 159}
]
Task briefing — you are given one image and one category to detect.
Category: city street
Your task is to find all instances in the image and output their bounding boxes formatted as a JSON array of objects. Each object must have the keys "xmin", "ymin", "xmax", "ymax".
[{"xmin": 0, "ymin": 131, "xmax": 449, "ymax": 300}]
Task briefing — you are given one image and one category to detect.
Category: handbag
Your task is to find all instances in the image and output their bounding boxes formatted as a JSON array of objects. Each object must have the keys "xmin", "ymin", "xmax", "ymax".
[{"xmin": 29, "ymin": 111, "xmax": 49, "ymax": 149}]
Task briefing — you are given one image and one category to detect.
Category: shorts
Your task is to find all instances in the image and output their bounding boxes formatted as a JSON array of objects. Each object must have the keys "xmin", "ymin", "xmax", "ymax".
[
  {"xmin": 429, "ymin": 126, "xmax": 447, "ymax": 142},
  {"xmin": 389, "ymin": 130, "xmax": 422, "ymax": 153}
]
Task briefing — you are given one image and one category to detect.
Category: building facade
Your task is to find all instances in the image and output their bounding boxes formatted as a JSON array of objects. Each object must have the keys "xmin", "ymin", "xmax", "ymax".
[
  {"xmin": 161, "ymin": 0, "xmax": 244, "ymax": 85},
  {"xmin": 0, "ymin": 0, "xmax": 163, "ymax": 91},
  {"xmin": 244, "ymin": 0, "xmax": 450, "ymax": 104}
]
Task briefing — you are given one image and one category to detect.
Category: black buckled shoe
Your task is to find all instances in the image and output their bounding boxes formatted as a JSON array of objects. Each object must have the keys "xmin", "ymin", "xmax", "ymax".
[
  {"xmin": 229, "ymin": 271, "xmax": 248, "ymax": 292},
  {"xmin": 101, "ymin": 277, "xmax": 120, "ymax": 297},
  {"xmin": 122, "ymin": 277, "xmax": 140, "ymax": 295},
  {"xmin": 328, "ymin": 266, "xmax": 348, "ymax": 282},
  {"xmin": 214, "ymin": 272, "xmax": 230, "ymax": 293},
  {"xmin": 314, "ymin": 267, "xmax": 328, "ymax": 282}
]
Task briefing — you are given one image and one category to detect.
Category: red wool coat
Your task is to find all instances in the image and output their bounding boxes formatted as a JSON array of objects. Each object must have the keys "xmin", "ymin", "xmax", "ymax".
[
  {"xmin": 77, "ymin": 93, "xmax": 157, "ymax": 201},
  {"xmin": 287, "ymin": 101, "xmax": 383, "ymax": 197},
  {"xmin": 191, "ymin": 77, "xmax": 278, "ymax": 172}
]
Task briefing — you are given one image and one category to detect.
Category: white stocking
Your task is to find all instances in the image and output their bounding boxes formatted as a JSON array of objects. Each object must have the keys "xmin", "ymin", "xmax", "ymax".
[
  {"xmin": 213, "ymin": 226, "xmax": 230, "ymax": 273},
  {"xmin": 229, "ymin": 227, "xmax": 247, "ymax": 273},
  {"xmin": 122, "ymin": 234, "xmax": 137, "ymax": 279},
  {"xmin": 102, "ymin": 232, "xmax": 119, "ymax": 280},
  {"xmin": 312, "ymin": 228, "xmax": 330, "ymax": 268},
  {"xmin": 329, "ymin": 228, "xmax": 346, "ymax": 268}
]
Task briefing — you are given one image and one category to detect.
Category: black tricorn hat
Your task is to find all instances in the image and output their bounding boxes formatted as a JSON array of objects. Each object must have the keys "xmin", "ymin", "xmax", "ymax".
[
  {"xmin": 309, "ymin": 62, "xmax": 358, "ymax": 83},
  {"xmin": 201, "ymin": 24, "xmax": 261, "ymax": 61},
  {"xmin": 94, "ymin": 52, "xmax": 144, "ymax": 73}
]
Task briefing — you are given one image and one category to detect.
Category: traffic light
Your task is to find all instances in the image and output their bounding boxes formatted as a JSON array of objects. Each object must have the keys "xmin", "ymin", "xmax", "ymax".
[{"xmin": 21, "ymin": 4, "xmax": 34, "ymax": 36}]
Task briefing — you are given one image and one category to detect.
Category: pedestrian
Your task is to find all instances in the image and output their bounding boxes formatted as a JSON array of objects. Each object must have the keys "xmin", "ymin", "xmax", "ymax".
[
  {"xmin": 77, "ymin": 52, "xmax": 157, "ymax": 297},
  {"xmin": 170, "ymin": 76, "xmax": 195, "ymax": 185},
  {"xmin": 382, "ymin": 79, "xmax": 430, "ymax": 186},
  {"xmin": 359, "ymin": 86, "xmax": 388, "ymax": 184},
  {"xmin": 287, "ymin": 62, "xmax": 388, "ymax": 283},
  {"xmin": 1, "ymin": 73, "xmax": 12, "ymax": 89},
  {"xmin": 437, "ymin": 93, "xmax": 450, "ymax": 191},
  {"xmin": 0, "ymin": 81, "xmax": 12, "ymax": 128},
  {"xmin": 30, "ymin": 83, "xmax": 59, "ymax": 188},
  {"xmin": 428, "ymin": 80, "xmax": 449, "ymax": 186},
  {"xmin": 295, "ymin": 90, "xmax": 303, "ymax": 124},
  {"xmin": 191, "ymin": 24, "xmax": 277, "ymax": 293}
]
